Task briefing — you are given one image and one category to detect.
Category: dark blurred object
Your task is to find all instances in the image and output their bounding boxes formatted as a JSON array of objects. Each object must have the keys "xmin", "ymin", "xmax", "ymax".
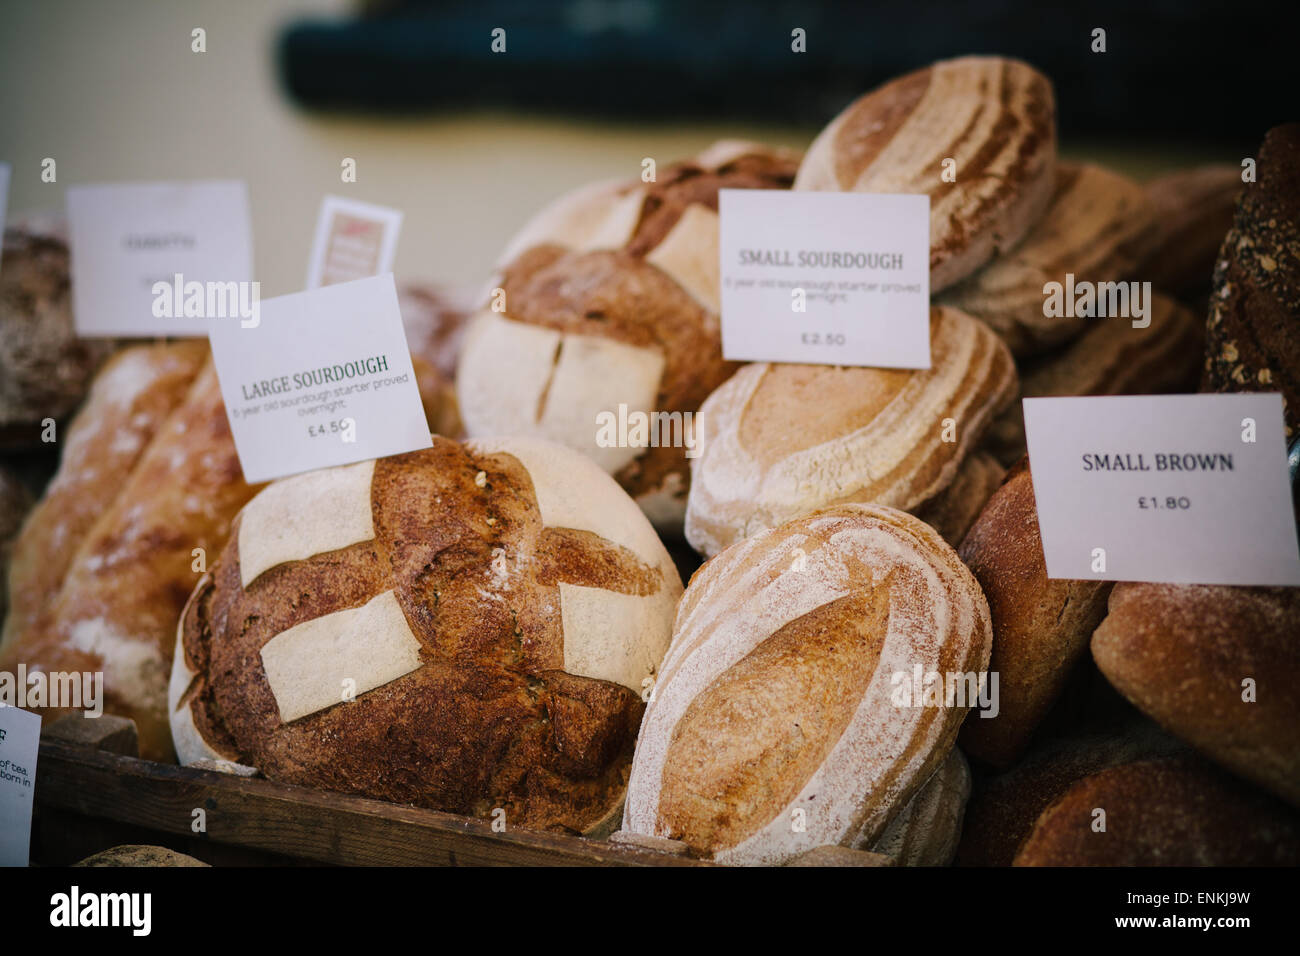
[{"xmin": 279, "ymin": 0, "xmax": 1291, "ymax": 144}]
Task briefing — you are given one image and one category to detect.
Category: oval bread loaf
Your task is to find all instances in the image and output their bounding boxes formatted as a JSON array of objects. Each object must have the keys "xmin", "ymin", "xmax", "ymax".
[
  {"xmin": 795, "ymin": 56, "xmax": 1056, "ymax": 292},
  {"xmin": 684, "ymin": 305, "xmax": 1016, "ymax": 557},
  {"xmin": 170, "ymin": 435, "xmax": 683, "ymax": 832},
  {"xmin": 623, "ymin": 504, "xmax": 992, "ymax": 864},
  {"xmin": 870, "ymin": 746, "xmax": 972, "ymax": 866}
]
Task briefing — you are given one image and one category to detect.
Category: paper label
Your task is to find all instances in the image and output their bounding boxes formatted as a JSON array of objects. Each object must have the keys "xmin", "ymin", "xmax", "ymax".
[
  {"xmin": 66, "ymin": 180, "xmax": 253, "ymax": 336},
  {"xmin": 1023, "ymin": 394, "xmax": 1300, "ymax": 585},
  {"xmin": 718, "ymin": 190, "xmax": 931, "ymax": 368},
  {"xmin": 207, "ymin": 273, "xmax": 431, "ymax": 483},
  {"xmin": 305, "ymin": 196, "xmax": 402, "ymax": 289},
  {"xmin": 0, "ymin": 705, "xmax": 40, "ymax": 867}
]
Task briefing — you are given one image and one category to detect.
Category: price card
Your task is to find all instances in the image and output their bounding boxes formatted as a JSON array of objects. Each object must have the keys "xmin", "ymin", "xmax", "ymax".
[
  {"xmin": 0, "ymin": 705, "xmax": 40, "ymax": 867},
  {"xmin": 1023, "ymin": 394, "xmax": 1300, "ymax": 585},
  {"xmin": 66, "ymin": 180, "xmax": 253, "ymax": 336},
  {"xmin": 718, "ymin": 190, "xmax": 931, "ymax": 369},
  {"xmin": 305, "ymin": 195, "xmax": 402, "ymax": 289},
  {"xmin": 207, "ymin": 273, "xmax": 431, "ymax": 483}
]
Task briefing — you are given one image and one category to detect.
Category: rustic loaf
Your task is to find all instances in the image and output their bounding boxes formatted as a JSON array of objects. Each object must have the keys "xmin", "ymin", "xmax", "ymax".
[
  {"xmin": 795, "ymin": 56, "xmax": 1056, "ymax": 292},
  {"xmin": 1137, "ymin": 164, "xmax": 1241, "ymax": 298},
  {"xmin": 957, "ymin": 461, "xmax": 1114, "ymax": 768},
  {"xmin": 1091, "ymin": 581, "xmax": 1300, "ymax": 808},
  {"xmin": 870, "ymin": 746, "xmax": 971, "ymax": 866},
  {"xmin": 0, "ymin": 344, "xmax": 260, "ymax": 761},
  {"xmin": 940, "ymin": 163, "xmax": 1155, "ymax": 356},
  {"xmin": 684, "ymin": 305, "xmax": 1016, "ymax": 557},
  {"xmin": 170, "ymin": 435, "xmax": 683, "ymax": 833},
  {"xmin": 914, "ymin": 450, "xmax": 1004, "ymax": 546},
  {"xmin": 623, "ymin": 504, "xmax": 992, "ymax": 864},
  {"xmin": 457, "ymin": 141, "xmax": 799, "ymax": 533}
]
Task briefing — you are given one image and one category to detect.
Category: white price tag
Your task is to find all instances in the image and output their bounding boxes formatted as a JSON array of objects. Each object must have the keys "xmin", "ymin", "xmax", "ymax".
[
  {"xmin": 207, "ymin": 273, "xmax": 431, "ymax": 483},
  {"xmin": 0, "ymin": 705, "xmax": 41, "ymax": 867},
  {"xmin": 1023, "ymin": 394, "xmax": 1300, "ymax": 585},
  {"xmin": 719, "ymin": 190, "xmax": 931, "ymax": 369},
  {"xmin": 305, "ymin": 195, "xmax": 402, "ymax": 289}
]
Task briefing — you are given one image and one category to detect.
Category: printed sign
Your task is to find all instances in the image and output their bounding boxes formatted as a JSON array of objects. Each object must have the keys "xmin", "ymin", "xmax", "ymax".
[
  {"xmin": 305, "ymin": 196, "xmax": 402, "ymax": 289},
  {"xmin": 0, "ymin": 704, "xmax": 40, "ymax": 867}
]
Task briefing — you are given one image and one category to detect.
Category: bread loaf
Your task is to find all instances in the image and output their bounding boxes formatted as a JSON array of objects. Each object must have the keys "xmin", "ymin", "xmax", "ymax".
[
  {"xmin": 170, "ymin": 435, "xmax": 682, "ymax": 833},
  {"xmin": 684, "ymin": 305, "xmax": 1016, "ymax": 557},
  {"xmin": 940, "ymin": 163, "xmax": 1154, "ymax": 356},
  {"xmin": 914, "ymin": 450, "xmax": 1004, "ymax": 546},
  {"xmin": 870, "ymin": 747, "xmax": 971, "ymax": 866},
  {"xmin": 623, "ymin": 504, "xmax": 991, "ymax": 864},
  {"xmin": 1014, "ymin": 755, "xmax": 1300, "ymax": 866},
  {"xmin": 1137, "ymin": 164, "xmax": 1241, "ymax": 298},
  {"xmin": 984, "ymin": 292, "xmax": 1202, "ymax": 464},
  {"xmin": 1092, "ymin": 581, "xmax": 1300, "ymax": 807},
  {"xmin": 957, "ymin": 461, "xmax": 1114, "ymax": 767},
  {"xmin": 1203, "ymin": 123, "xmax": 1300, "ymax": 437},
  {"xmin": 0, "ymin": 466, "xmax": 32, "ymax": 626},
  {"xmin": 795, "ymin": 56, "xmax": 1056, "ymax": 292},
  {"xmin": 457, "ymin": 142, "xmax": 799, "ymax": 533},
  {"xmin": 0, "ymin": 345, "xmax": 260, "ymax": 760}
]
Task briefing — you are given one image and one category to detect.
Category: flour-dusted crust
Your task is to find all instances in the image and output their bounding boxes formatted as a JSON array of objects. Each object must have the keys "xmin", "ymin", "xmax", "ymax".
[
  {"xmin": 871, "ymin": 747, "xmax": 971, "ymax": 865},
  {"xmin": 795, "ymin": 56, "xmax": 1057, "ymax": 292},
  {"xmin": 685, "ymin": 305, "xmax": 1016, "ymax": 557},
  {"xmin": 624, "ymin": 504, "xmax": 991, "ymax": 865},
  {"xmin": 171, "ymin": 435, "xmax": 682, "ymax": 832}
]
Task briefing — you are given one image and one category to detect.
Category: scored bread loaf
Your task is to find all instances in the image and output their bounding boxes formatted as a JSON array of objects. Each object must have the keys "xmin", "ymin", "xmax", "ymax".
[
  {"xmin": 956, "ymin": 461, "xmax": 1113, "ymax": 768},
  {"xmin": 0, "ymin": 347, "xmax": 261, "ymax": 761},
  {"xmin": 623, "ymin": 504, "xmax": 992, "ymax": 864},
  {"xmin": 870, "ymin": 746, "xmax": 972, "ymax": 866},
  {"xmin": 457, "ymin": 141, "xmax": 799, "ymax": 533},
  {"xmin": 1091, "ymin": 581, "xmax": 1300, "ymax": 808},
  {"xmin": 939, "ymin": 163, "xmax": 1155, "ymax": 356},
  {"xmin": 170, "ymin": 435, "xmax": 683, "ymax": 833},
  {"xmin": 1137, "ymin": 164, "xmax": 1241, "ymax": 298},
  {"xmin": 684, "ymin": 305, "xmax": 1016, "ymax": 557},
  {"xmin": 795, "ymin": 56, "xmax": 1056, "ymax": 292}
]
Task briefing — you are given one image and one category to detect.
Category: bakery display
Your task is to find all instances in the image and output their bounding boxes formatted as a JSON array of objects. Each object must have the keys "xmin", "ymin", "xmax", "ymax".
[
  {"xmin": 622, "ymin": 504, "xmax": 991, "ymax": 864},
  {"xmin": 457, "ymin": 141, "xmax": 799, "ymax": 534},
  {"xmin": 684, "ymin": 305, "xmax": 1016, "ymax": 557},
  {"xmin": 1137, "ymin": 164, "xmax": 1242, "ymax": 299},
  {"xmin": 795, "ymin": 56, "xmax": 1056, "ymax": 293},
  {"xmin": 939, "ymin": 163, "xmax": 1154, "ymax": 356},
  {"xmin": 0, "ymin": 343, "xmax": 261, "ymax": 761},
  {"xmin": 0, "ymin": 218, "xmax": 117, "ymax": 447},
  {"xmin": 170, "ymin": 435, "xmax": 682, "ymax": 833},
  {"xmin": 1203, "ymin": 123, "xmax": 1300, "ymax": 437},
  {"xmin": 957, "ymin": 461, "xmax": 1113, "ymax": 767},
  {"xmin": 1091, "ymin": 581, "xmax": 1300, "ymax": 808}
]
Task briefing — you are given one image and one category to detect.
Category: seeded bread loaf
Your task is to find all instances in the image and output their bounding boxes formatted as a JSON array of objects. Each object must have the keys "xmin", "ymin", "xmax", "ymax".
[
  {"xmin": 623, "ymin": 504, "xmax": 991, "ymax": 864},
  {"xmin": 170, "ymin": 435, "xmax": 683, "ymax": 833},
  {"xmin": 795, "ymin": 56, "xmax": 1056, "ymax": 292}
]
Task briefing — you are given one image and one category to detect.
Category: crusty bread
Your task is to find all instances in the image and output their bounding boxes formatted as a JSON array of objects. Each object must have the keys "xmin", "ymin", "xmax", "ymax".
[
  {"xmin": 914, "ymin": 450, "xmax": 1005, "ymax": 546},
  {"xmin": 870, "ymin": 746, "xmax": 971, "ymax": 866},
  {"xmin": 795, "ymin": 56, "xmax": 1056, "ymax": 292},
  {"xmin": 623, "ymin": 504, "xmax": 991, "ymax": 864},
  {"xmin": 1137, "ymin": 164, "xmax": 1241, "ymax": 298},
  {"xmin": 74, "ymin": 845, "xmax": 208, "ymax": 867},
  {"xmin": 1014, "ymin": 754, "xmax": 1300, "ymax": 866},
  {"xmin": 983, "ymin": 292, "xmax": 1202, "ymax": 465},
  {"xmin": 0, "ymin": 466, "xmax": 32, "ymax": 626},
  {"xmin": 684, "ymin": 305, "xmax": 1016, "ymax": 557},
  {"xmin": 1092, "ymin": 581, "xmax": 1300, "ymax": 808},
  {"xmin": 957, "ymin": 461, "xmax": 1113, "ymax": 768},
  {"xmin": 940, "ymin": 163, "xmax": 1155, "ymax": 356},
  {"xmin": 1, "ymin": 349, "xmax": 261, "ymax": 761},
  {"xmin": 457, "ymin": 141, "xmax": 799, "ymax": 533},
  {"xmin": 170, "ymin": 435, "xmax": 682, "ymax": 833}
]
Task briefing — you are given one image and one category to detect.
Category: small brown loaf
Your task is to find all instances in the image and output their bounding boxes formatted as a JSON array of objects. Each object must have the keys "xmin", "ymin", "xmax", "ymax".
[
  {"xmin": 1014, "ymin": 755, "xmax": 1300, "ymax": 866},
  {"xmin": 870, "ymin": 747, "xmax": 971, "ymax": 866},
  {"xmin": 1202, "ymin": 123, "xmax": 1300, "ymax": 437},
  {"xmin": 170, "ymin": 436, "xmax": 682, "ymax": 833},
  {"xmin": 1137, "ymin": 165, "xmax": 1241, "ymax": 298},
  {"xmin": 684, "ymin": 305, "xmax": 1016, "ymax": 557},
  {"xmin": 1091, "ymin": 581, "xmax": 1300, "ymax": 808},
  {"xmin": 795, "ymin": 56, "xmax": 1057, "ymax": 292},
  {"xmin": 0, "ymin": 346, "xmax": 261, "ymax": 761},
  {"xmin": 983, "ymin": 292, "xmax": 1202, "ymax": 465},
  {"xmin": 957, "ymin": 461, "xmax": 1114, "ymax": 767},
  {"xmin": 623, "ymin": 504, "xmax": 992, "ymax": 864},
  {"xmin": 940, "ymin": 163, "xmax": 1155, "ymax": 356},
  {"xmin": 0, "ymin": 220, "xmax": 116, "ymax": 445},
  {"xmin": 457, "ymin": 141, "xmax": 799, "ymax": 532},
  {"xmin": 914, "ymin": 450, "xmax": 1005, "ymax": 546}
]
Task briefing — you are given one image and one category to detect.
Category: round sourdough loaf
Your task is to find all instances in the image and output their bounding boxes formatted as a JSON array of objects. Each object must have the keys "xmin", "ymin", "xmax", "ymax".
[
  {"xmin": 622, "ymin": 504, "xmax": 992, "ymax": 865},
  {"xmin": 457, "ymin": 141, "xmax": 799, "ymax": 534},
  {"xmin": 870, "ymin": 746, "xmax": 972, "ymax": 866},
  {"xmin": 1091, "ymin": 581, "xmax": 1300, "ymax": 808},
  {"xmin": 684, "ymin": 305, "xmax": 1016, "ymax": 557},
  {"xmin": 169, "ymin": 435, "xmax": 683, "ymax": 833},
  {"xmin": 939, "ymin": 163, "xmax": 1155, "ymax": 356},
  {"xmin": 794, "ymin": 56, "xmax": 1056, "ymax": 292}
]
